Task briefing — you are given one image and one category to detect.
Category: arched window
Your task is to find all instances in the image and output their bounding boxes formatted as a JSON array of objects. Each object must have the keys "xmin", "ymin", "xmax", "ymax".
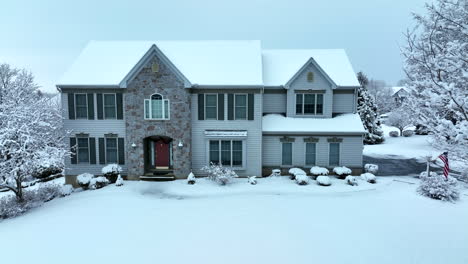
[{"xmin": 144, "ymin": 93, "xmax": 170, "ymax": 120}]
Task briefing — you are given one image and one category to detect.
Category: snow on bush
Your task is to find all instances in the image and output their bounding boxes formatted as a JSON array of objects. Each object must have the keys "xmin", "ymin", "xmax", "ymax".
[
  {"xmin": 316, "ymin": 176, "xmax": 331, "ymax": 186},
  {"xmin": 402, "ymin": 130, "xmax": 414, "ymax": 137},
  {"xmin": 89, "ymin": 176, "xmax": 109, "ymax": 190},
  {"xmin": 288, "ymin": 168, "xmax": 306, "ymax": 180},
  {"xmin": 248, "ymin": 176, "xmax": 257, "ymax": 185},
  {"xmin": 345, "ymin": 176, "xmax": 358, "ymax": 186},
  {"xmin": 360, "ymin": 173, "xmax": 376, "ymax": 184},
  {"xmin": 101, "ymin": 164, "xmax": 122, "ymax": 183},
  {"xmin": 270, "ymin": 169, "xmax": 281, "ymax": 177},
  {"xmin": 187, "ymin": 172, "xmax": 196, "ymax": 185},
  {"xmin": 333, "ymin": 166, "xmax": 352, "ymax": 178},
  {"xmin": 115, "ymin": 175, "xmax": 124, "ymax": 187},
  {"xmin": 418, "ymin": 172, "xmax": 459, "ymax": 202},
  {"xmin": 389, "ymin": 131, "xmax": 399, "ymax": 137},
  {"xmin": 60, "ymin": 184, "xmax": 74, "ymax": 196},
  {"xmin": 77, "ymin": 173, "xmax": 93, "ymax": 189},
  {"xmin": 364, "ymin": 164, "xmax": 379, "ymax": 174},
  {"xmin": 295, "ymin": 174, "xmax": 309, "ymax": 185},
  {"xmin": 310, "ymin": 166, "xmax": 329, "ymax": 176},
  {"xmin": 201, "ymin": 163, "xmax": 238, "ymax": 185}
]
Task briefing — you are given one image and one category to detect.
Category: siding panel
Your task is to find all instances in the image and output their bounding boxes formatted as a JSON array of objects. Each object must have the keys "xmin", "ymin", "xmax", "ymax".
[
  {"xmin": 333, "ymin": 92, "xmax": 355, "ymax": 113},
  {"xmin": 263, "ymin": 93, "xmax": 286, "ymax": 114}
]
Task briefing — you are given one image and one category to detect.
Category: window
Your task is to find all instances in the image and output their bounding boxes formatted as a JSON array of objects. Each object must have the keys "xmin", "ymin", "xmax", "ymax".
[
  {"xmin": 295, "ymin": 93, "xmax": 324, "ymax": 115},
  {"xmin": 144, "ymin": 94, "xmax": 170, "ymax": 120},
  {"xmin": 305, "ymin": 143, "xmax": 316, "ymax": 166},
  {"xmin": 105, "ymin": 138, "xmax": 118, "ymax": 163},
  {"xmin": 77, "ymin": 138, "xmax": 90, "ymax": 163},
  {"xmin": 104, "ymin": 94, "xmax": 116, "ymax": 119},
  {"xmin": 329, "ymin": 143, "xmax": 340, "ymax": 166},
  {"xmin": 234, "ymin": 94, "xmax": 247, "ymax": 120},
  {"xmin": 282, "ymin": 142, "xmax": 292, "ymax": 166},
  {"xmin": 205, "ymin": 94, "xmax": 217, "ymax": 120},
  {"xmin": 209, "ymin": 140, "xmax": 243, "ymax": 167},
  {"xmin": 75, "ymin": 94, "xmax": 88, "ymax": 119}
]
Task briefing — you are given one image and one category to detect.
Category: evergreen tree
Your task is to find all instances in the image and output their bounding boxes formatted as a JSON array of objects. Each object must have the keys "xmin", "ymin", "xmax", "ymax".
[{"xmin": 356, "ymin": 71, "xmax": 384, "ymax": 144}]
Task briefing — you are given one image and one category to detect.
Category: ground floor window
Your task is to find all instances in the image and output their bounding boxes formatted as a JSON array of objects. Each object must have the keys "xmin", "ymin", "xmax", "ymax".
[
  {"xmin": 305, "ymin": 143, "xmax": 316, "ymax": 166},
  {"xmin": 282, "ymin": 142, "xmax": 292, "ymax": 165},
  {"xmin": 105, "ymin": 137, "xmax": 118, "ymax": 163},
  {"xmin": 77, "ymin": 138, "xmax": 90, "ymax": 163},
  {"xmin": 209, "ymin": 140, "xmax": 243, "ymax": 167},
  {"xmin": 329, "ymin": 143, "xmax": 340, "ymax": 166}
]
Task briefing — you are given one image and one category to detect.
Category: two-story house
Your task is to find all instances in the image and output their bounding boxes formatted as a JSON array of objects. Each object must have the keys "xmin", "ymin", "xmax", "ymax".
[{"xmin": 57, "ymin": 40, "xmax": 365, "ymax": 184}]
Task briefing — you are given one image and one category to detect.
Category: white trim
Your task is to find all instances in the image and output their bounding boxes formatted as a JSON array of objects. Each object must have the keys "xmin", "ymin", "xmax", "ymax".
[
  {"xmin": 328, "ymin": 142, "xmax": 341, "ymax": 167},
  {"xmin": 295, "ymin": 93, "xmax": 324, "ymax": 116},
  {"xmin": 74, "ymin": 93, "xmax": 88, "ymax": 119},
  {"xmin": 103, "ymin": 93, "xmax": 117, "ymax": 119},
  {"xmin": 281, "ymin": 141, "xmax": 293, "ymax": 167},
  {"xmin": 233, "ymin": 93, "xmax": 248, "ymax": 120},
  {"xmin": 304, "ymin": 142, "xmax": 317, "ymax": 167},
  {"xmin": 206, "ymin": 139, "xmax": 246, "ymax": 170},
  {"xmin": 104, "ymin": 137, "xmax": 118, "ymax": 164},
  {"xmin": 285, "ymin": 57, "xmax": 337, "ymax": 89},
  {"xmin": 204, "ymin": 131, "xmax": 248, "ymax": 137},
  {"xmin": 204, "ymin": 93, "xmax": 218, "ymax": 120},
  {"xmin": 76, "ymin": 137, "xmax": 91, "ymax": 164},
  {"xmin": 144, "ymin": 93, "xmax": 170, "ymax": 120}
]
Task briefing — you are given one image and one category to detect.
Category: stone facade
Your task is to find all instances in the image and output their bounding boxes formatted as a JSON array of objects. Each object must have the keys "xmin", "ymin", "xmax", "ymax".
[{"xmin": 124, "ymin": 53, "xmax": 191, "ymax": 179}]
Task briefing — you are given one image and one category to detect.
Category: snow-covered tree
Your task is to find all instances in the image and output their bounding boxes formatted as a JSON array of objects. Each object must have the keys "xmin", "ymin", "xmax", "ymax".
[
  {"xmin": 356, "ymin": 71, "xmax": 384, "ymax": 144},
  {"xmin": 387, "ymin": 108, "xmax": 413, "ymax": 136},
  {"xmin": 0, "ymin": 63, "xmax": 68, "ymax": 202},
  {"xmin": 402, "ymin": 0, "xmax": 468, "ymax": 161}
]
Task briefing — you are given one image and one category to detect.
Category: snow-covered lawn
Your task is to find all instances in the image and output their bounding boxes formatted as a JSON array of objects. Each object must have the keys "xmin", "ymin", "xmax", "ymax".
[{"xmin": 1, "ymin": 177, "xmax": 467, "ymax": 264}]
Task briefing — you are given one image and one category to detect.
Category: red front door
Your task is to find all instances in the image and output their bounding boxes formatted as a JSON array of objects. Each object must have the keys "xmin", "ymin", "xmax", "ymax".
[{"xmin": 154, "ymin": 140, "xmax": 170, "ymax": 168}]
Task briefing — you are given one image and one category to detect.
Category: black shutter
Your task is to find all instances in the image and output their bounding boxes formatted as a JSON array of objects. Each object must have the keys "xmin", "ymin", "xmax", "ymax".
[
  {"xmin": 68, "ymin": 93, "xmax": 75, "ymax": 120},
  {"xmin": 248, "ymin": 93, "xmax": 254, "ymax": 120},
  {"xmin": 97, "ymin": 93, "xmax": 103, "ymax": 120},
  {"xmin": 89, "ymin": 138, "xmax": 96, "ymax": 164},
  {"xmin": 218, "ymin": 94, "xmax": 224, "ymax": 120},
  {"xmin": 87, "ymin": 93, "xmax": 94, "ymax": 120},
  {"xmin": 198, "ymin": 93, "xmax": 204, "ymax": 120},
  {"xmin": 118, "ymin": 138, "xmax": 125, "ymax": 165},
  {"xmin": 116, "ymin": 93, "xmax": 123, "ymax": 120},
  {"xmin": 70, "ymin": 138, "xmax": 77, "ymax": 164},
  {"xmin": 99, "ymin": 138, "xmax": 106, "ymax": 164},
  {"xmin": 227, "ymin": 94, "xmax": 234, "ymax": 120}
]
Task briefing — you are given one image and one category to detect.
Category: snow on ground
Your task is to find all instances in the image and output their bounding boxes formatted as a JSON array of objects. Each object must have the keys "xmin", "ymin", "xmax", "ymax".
[{"xmin": 1, "ymin": 177, "xmax": 467, "ymax": 264}]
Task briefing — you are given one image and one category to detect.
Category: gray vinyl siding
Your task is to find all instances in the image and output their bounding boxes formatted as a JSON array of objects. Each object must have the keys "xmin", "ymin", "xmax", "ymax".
[
  {"xmin": 61, "ymin": 92, "xmax": 127, "ymax": 176},
  {"xmin": 263, "ymin": 93, "xmax": 286, "ymax": 114},
  {"xmin": 262, "ymin": 135, "xmax": 363, "ymax": 169},
  {"xmin": 191, "ymin": 92, "xmax": 263, "ymax": 177},
  {"xmin": 333, "ymin": 92, "xmax": 355, "ymax": 114}
]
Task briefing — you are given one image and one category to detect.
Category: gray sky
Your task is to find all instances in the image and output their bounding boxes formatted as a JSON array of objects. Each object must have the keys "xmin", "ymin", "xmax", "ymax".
[{"xmin": 0, "ymin": 0, "xmax": 427, "ymax": 93}]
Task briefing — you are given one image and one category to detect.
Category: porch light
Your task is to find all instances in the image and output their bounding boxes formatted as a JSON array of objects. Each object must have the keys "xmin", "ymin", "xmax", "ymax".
[
  {"xmin": 131, "ymin": 143, "xmax": 137, "ymax": 148},
  {"xmin": 178, "ymin": 141, "xmax": 183, "ymax": 147}
]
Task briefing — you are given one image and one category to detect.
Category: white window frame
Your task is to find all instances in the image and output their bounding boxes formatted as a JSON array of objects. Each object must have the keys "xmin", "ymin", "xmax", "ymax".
[
  {"xmin": 328, "ymin": 142, "xmax": 341, "ymax": 167},
  {"xmin": 304, "ymin": 142, "xmax": 317, "ymax": 167},
  {"xmin": 204, "ymin": 93, "xmax": 218, "ymax": 120},
  {"xmin": 281, "ymin": 142, "xmax": 293, "ymax": 166},
  {"xmin": 207, "ymin": 139, "xmax": 245, "ymax": 169},
  {"xmin": 295, "ymin": 93, "xmax": 324, "ymax": 115},
  {"xmin": 103, "ymin": 93, "xmax": 117, "ymax": 119},
  {"xmin": 75, "ymin": 93, "xmax": 88, "ymax": 119},
  {"xmin": 234, "ymin": 93, "xmax": 248, "ymax": 120},
  {"xmin": 105, "ymin": 137, "xmax": 118, "ymax": 164},
  {"xmin": 144, "ymin": 93, "xmax": 170, "ymax": 120},
  {"xmin": 76, "ymin": 137, "xmax": 90, "ymax": 164}
]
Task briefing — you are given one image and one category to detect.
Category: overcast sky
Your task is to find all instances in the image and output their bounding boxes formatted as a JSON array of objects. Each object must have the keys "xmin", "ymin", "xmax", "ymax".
[{"xmin": 0, "ymin": 0, "xmax": 427, "ymax": 93}]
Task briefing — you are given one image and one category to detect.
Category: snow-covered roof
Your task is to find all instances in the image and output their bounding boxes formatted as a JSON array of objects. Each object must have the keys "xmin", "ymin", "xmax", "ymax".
[
  {"xmin": 391, "ymin": 86, "xmax": 409, "ymax": 96},
  {"xmin": 262, "ymin": 49, "xmax": 360, "ymax": 87},
  {"xmin": 262, "ymin": 114, "xmax": 366, "ymax": 134},
  {"xmin": 58, "ymin": 40, "xmax": 263, "ymax": 87}
]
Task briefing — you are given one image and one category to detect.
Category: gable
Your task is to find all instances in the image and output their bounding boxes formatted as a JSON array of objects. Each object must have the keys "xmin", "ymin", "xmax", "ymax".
[{"xmin": 287, "ymin": 59, "xmax": 334, "ymax": 90}]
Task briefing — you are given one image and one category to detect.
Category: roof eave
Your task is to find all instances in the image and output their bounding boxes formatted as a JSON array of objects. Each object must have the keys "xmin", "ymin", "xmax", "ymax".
[
  {"xmin": 284, "ymin": 57, "xmax": 338, "ymax": 89},
  {"xmin": 262, "ymin": 131, "xmax": 366, "ymax": 136}
]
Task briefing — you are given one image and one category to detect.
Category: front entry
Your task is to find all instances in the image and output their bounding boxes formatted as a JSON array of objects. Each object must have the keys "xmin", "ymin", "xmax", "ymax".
[
  {"xmin": 154, "ymin": 140, "xmax": 170, "ymax": 168},
  {"xmin": 144, "ymin": 136, "xmax": 173, "ymax": 174}
]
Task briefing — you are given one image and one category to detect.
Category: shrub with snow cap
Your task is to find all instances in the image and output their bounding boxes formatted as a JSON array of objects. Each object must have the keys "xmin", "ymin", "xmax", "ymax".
[
  {"xmin": 310, "ymin": 166, "xmax": 329, "ymax": 176},
  {"xmin": 316, "ymin": 176, "xmax": 331, "ymax": 186},
  {"xmin": 115, "ymin": 175, "xmax": 124, "ymax": 187},
  {"xmin": 389, "ymin": 131, "xmax": 399, "ymax": 137},
  {"xmin": 89, "ymin": 176, "xmax": 109, "ymax": 190},
  {"xmin": 202, "ymin": 163, "xmax": 238, "ymax": 185},
  {"xmin": 101, "ymin": 164, "xmax": 123, "ymax": 183},
  {"xmin": 364, "ymin": 164, "xmax": 379, "ymax": 174},
  {"xmin": 77, "ymin": 173, "xmax": 93, "ymax": 189},
  {"xmin": 418, "ymin": 172, "xmax": 459, "ymax": 202},
  {"xmin": 345, "ymin": 176, "xmax": 358, "ymax": 186},
  {"xmin": 288, "ymin": 168, "xmax": 306, "ymax": 180},
  {"xmin": 61, "ymin": 184, "xmax": 74, "ymax": 196},
  {"xmin": 187, "ymin": 172, "xmax": 196, "ymax": 185},
  {"xmin": 271, "ymin": 169, "xmax": 281, "ymax": 177},
  {"xmin": 402, "ymin": 130, "xmax": 414, "ymax": 137},
  {"xmin": 248, "ymin": 176, "xmax": 257, "ymax": 185},
  {"xmin": 333, "ymin": 166, "xmax": 352, "ymax": 178},
  {"xmin": 361, "ymin": 173, "xmax": 376, "ymax": 184},
  {"xmin": 295, "ymin": 174, "xmax": 309, "ymax": 185}
]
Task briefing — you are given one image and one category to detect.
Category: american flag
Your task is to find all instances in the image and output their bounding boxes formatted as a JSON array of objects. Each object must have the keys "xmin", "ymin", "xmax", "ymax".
[{"xmin": 438, "ymin": 152, "xmax": 449, "ymax": 179}]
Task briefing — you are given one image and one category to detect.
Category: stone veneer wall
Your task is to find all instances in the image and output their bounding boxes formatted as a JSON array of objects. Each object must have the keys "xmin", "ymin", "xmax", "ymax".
[{"xmin": 125, "ymin": 54, "xmax": 191, "ymax": 179}]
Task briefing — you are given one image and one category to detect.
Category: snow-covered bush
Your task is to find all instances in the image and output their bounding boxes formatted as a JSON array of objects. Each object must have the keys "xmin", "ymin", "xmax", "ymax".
[
  {"xmin": 402, "ymin": 130, "xmax": 414, "ymax": 137},
  {"xmin": 310, "ymin": 166, "xmax": 329, "ymax": 176},
  {"xmin": 77, "ymin": 173, "xmax": 93, "ymax": 189},
  {"xmin": 345, "ymin": 176, "xmax": 358, "ymax": 186},
  {"xmin": 35, "ymin": 184, "xmax": 62, "ymax": 202},
  {"xmin": 289, "ymin": 168, "xmax": 306, "ymax": 180},
  {"xmin": 101, "ymin": 164, "xmax": 122, "ymax": 183},
  {"xmin": 417, "ymin": 172, "xmax": 459, "ymax": 202},
  {"xmin": 295, "ymin": 174, "xmax": 309, "ymax": 185},
  {"xmin": 61, "ymin": 184, "xmax": 74, "ymax": 196},
  {"xmin": 364, "ymin": 164, "xmax": 379, "ymax": 174},
  {"xmin": 389, "ymin": 131, "xmax": 399, "ymax": 137},
  {"xmin": 360, "ymin": 173, "xmax": 376, "ymax": 184},
  {"xmin": 187, "ymin": 172, "xmax": 196, "ymax": 185},
  {"xmin": 115, "ymin": 175, "xmax": 124, "ymax": 187},
  {"xmin": 316, "ymin": 176, "xmax": 331, "ymax": 186},
  {"xmin": 89, "ymin": 176, "xmax": 109, "ymax": 190},
  {"xmin": 201, "ymin": 163, "xmax": 238, "ymax": 185},
  {"xmin": 333, "ymin": 166, "xmax": 352, "ymax": 178},
  {"xmin": 248, "ymin": 176, "xmax": 257, "ymax": 185},
  {"xmin": 270, "ymin": 169, "xmax": 281, "ymax": 177}
]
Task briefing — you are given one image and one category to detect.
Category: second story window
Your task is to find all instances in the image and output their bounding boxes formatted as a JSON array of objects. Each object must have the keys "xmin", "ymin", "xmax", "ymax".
[
  {"xmin": 296, "ymin": 93, "xmax": 324, "ymax": 115},
  {"xmin": 205, "ymin": 94, "xmax": 218, "ymax": 120},
  {"xmin": 104, "ymin": 94, "xmax": 117, "ymax": 119},
  {"xmin": 144, "ymin": 93, "xmax": 170, "ymax": 120},
  {"xmin": 234, "ymin": 94, "xmax": 247, "ymax": 120},
  {"xmin": 75, "ymin": 94, "xmax": 88, "ymax": 119}
]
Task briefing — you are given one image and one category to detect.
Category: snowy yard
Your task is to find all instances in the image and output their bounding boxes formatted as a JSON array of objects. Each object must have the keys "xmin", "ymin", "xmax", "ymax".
[{"xmin": 1, "ymin": 177, "xmax": 467, "ymax": 264}]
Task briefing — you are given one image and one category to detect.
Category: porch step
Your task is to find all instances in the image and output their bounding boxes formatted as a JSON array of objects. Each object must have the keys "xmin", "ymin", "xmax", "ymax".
[{"xmin": 140, "ymin": 175, "xmax": 176, "ymax": 181}]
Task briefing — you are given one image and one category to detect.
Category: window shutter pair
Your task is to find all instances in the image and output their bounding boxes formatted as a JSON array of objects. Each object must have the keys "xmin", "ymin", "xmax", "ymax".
[
  {"xmin": 198, "ymin": 94, "xmax": 224, "ymax": 120},
  {"xmin": 69, "ymin": 137, "xmax": 96, "ymax": 164},
  {"xmin": 98, "ymin": 137, "xmax": 125, "ymax": 165},
  {"xmin": 96, "ymin": 93, "xmax": 123, "ymax": 120},
  {"xmin": 67, "ymin": 93, "xmax": 94, "ymax": 120},
  {"xmin": 227, "ymin": 93, "xmax": 254, "ymax": 120}
]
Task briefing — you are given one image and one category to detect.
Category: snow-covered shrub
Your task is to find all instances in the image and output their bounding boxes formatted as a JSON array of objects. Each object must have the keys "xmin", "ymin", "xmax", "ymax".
[
  {"xmin": 295, "ymin": 174, "xmax": 309, "ymax": 185},
  {"xmin": 270, "ymin": 169, "xmax": 281, "ymax": 177},
  {"xmin": 32, "ymin": 165, "xmax": 62, "ymax": 179},
  {"xmin": 417, "ymin": 172, "xmax": 459, "ymax": 202},
  {"xmin": 77, "ymin": 173, "xmax": 93, "ymax": 189},
  {"xmin": 389, "ymin": 131, "xmax": 399, "ymax": 137},
  {"xmin": 101, "ymin": 164, "xmax": 122, "ymax": 183},
  {"xmin": 402, "ymin": 130, "xmax": 414, "ymax": 137},
  {"xmin": 364, "ymin": 164, "xmax": 379, "ymax": 174},
  {"xmin": 201, "ymin": 163, "xmax": 238, "ymax": 185},
  {"xmin": 61, "ymin": 184, "xmax": 74, "ymax": 196},
  {"xmin": 360, "ymin": 173, "xmax": 376, "ymax": 184},
  {"xmin": 310, "ymin": 166, "xmax": 329, "ymax": 176},
  {"xmin": 345, "ymin": 176, "xmax": 358, "ymax": 186},
  {"xmin": 333, "ymin": 166, "xmax": 352, "ymax": 178},
  {"xmin": 35, "ymin": 184, "xmax": 62, "ymax": 202},
  {"xmin": 288, "ymin": 168, "xmax": 306, "ymax": 180},
  {"xmin": 89, "ymin": 176, "xmax": 109, "ymax": 190},
  {"xmin": 248, "ymin": 176, "xmax": 257, "ymax": 185},
  {"xmin": 115, "ymin": 175, "xmax": 124, "ymax": 187},
  {"xmin": 187, "ymin": 172, "xmax": 196, "ymax": 185},
  {"xmin": 316, "ymin": 176, "xmax": 331, "ymax": 186}
]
